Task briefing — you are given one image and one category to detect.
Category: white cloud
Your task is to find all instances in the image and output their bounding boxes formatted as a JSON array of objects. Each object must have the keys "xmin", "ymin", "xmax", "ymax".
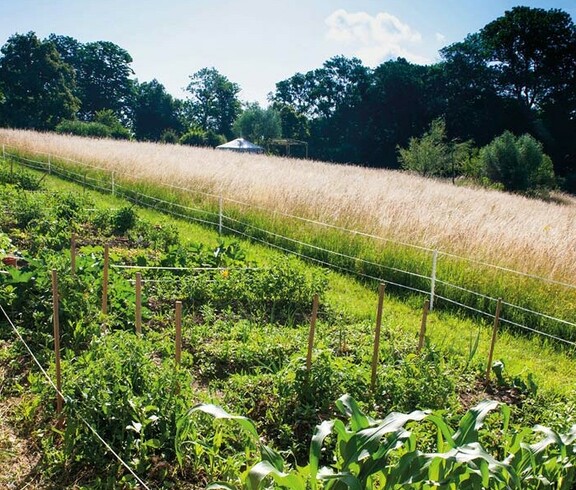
[
  {"xmin": 435, "ymin": 32, "xmax": 446, "ymax": 43},
  {"xmin": 325, "ymin": 9, "xmax": 432, "ymax": 66}
]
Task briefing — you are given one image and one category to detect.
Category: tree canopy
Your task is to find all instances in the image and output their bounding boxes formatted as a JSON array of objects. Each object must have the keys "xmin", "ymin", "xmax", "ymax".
[
  {"xmin": 0, "ymin": 6, "xmax": 575, "ymax": 192},
  {"xmin": 185, "ymin": 68, "xmax": 241, "ymax": 139},
  {"xmin": 0, "ymin": 32, "xmax": 79, "ymax": 129}
]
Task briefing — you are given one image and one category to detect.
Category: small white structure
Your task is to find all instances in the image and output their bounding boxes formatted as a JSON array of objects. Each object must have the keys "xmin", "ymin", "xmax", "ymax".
[{"xmin": 216, "ymin": 138, "xmax": 264, "ymax": 154}]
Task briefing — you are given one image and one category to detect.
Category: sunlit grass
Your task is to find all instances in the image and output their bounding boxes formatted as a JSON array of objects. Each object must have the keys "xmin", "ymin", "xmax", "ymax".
[
  {"xmin": 34, "ymin": 170, "xmax": 576, "ymax": 396},
  {"xmin": 2, "ymin": 129, "xmax": 575, "ymax": 281},
  {"xmin": 2, "ymin": 129, "xmax": 575, "ymax": 341}
]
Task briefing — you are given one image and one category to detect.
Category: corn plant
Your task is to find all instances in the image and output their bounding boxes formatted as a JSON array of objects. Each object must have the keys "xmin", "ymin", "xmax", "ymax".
[{"xmin": 192, "ymin": 395, "xmax": 576, "ymax": 489}]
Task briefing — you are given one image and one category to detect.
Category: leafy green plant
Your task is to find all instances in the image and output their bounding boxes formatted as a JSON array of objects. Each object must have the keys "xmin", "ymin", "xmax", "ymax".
[{"xmin": 195, "ymin": 395, "xmax": 576, "ymax": 489}]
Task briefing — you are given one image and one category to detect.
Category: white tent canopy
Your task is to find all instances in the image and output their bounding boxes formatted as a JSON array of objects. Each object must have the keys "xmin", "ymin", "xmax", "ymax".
[{"xmin": 216, "ymin": 138, "xmax": 264, "ymax": 154}]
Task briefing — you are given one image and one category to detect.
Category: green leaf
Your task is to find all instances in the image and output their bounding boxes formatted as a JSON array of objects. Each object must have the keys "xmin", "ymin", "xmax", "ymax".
[
  {"xmin": 335, "ymin": 395, "xmax": 373, "ymax": 431},
  {"xmin": 453, "ymin": 400, "xmax": 499, "ymax": 446},
  {"xmin": 247, "ymin": 461, "xmax": 306, "ymax": 490},
  {"xmin": 207, "ymin": 483, "xmax": 238, "ymax": 490},
  {"xmin": 318, "ymin": 467, "xmax": 363, "ymax": 490},
  {"xmin": 310, "ymin": 420, "xmax": 335, "ymax": 486},
  {"xmin": 260, "ymin": 444, "xmax": 284, "ymax": 472},
  {"xmin": 427, "ymin": 413, "xmax": 456, "ymax": 450},
  {"xmin": 189, "ymin": 403, "xmax": 259, "ymax": 442}
]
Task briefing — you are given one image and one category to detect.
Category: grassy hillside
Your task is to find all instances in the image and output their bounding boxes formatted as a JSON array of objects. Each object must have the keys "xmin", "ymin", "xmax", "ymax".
[
  {"xmin": 1, "ymin": 128, "xmax": 575, "ymax": 280},
  {"xmin": 1, "ymin": 162, "xmax": 576, "ymax": 488},
  {"xmin": 1, "ymin": 129, "xmax": 575, "ymax": 346}
]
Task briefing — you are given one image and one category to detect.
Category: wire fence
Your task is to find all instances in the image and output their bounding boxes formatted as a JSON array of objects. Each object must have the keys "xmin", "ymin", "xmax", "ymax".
[
  {"xmin": 2, "ymin": 144, "xmax": 575, "ymax": 347},
  {"xmin": 0, "ymin": 304, "xmax": 152, "ymax": 490}
]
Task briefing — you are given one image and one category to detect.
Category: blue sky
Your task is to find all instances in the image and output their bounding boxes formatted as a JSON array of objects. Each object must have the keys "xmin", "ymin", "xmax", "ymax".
[{"xmin": 1, "ymin": 0, "xmax": 575, "ymax": 105}]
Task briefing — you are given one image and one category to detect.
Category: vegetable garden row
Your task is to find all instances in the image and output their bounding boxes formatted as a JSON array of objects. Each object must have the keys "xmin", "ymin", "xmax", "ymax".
[{"xmin": 1, "ymin": 165, "xmax": 575, "ymax": 488}]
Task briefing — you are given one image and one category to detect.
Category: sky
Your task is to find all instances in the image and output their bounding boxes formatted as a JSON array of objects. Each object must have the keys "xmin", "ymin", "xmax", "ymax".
[{"xmin": 1, "ymin": 0, "xmax": 575, "ymax": 106}]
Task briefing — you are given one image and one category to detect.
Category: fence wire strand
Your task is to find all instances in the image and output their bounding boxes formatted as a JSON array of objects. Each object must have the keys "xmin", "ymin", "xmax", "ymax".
[
  {"xmin": 4, "ymin": 150, "xmax": 575, "ymax": 345},
  {"xmin": 0, "ymin": 304, "xmax": 151, "ymax": 490}
]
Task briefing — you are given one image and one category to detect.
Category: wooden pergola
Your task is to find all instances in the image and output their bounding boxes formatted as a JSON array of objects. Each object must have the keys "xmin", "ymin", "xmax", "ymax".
[{"xmin": 270, "ymin": 139, "xmax": 308, "ymax": 158}]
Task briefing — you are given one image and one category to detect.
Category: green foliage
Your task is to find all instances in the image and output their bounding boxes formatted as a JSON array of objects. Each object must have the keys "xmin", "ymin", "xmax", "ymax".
[
  {"xmin": 185, "ymin": 67, "xmax": 241, "ymax": 138},
  {"xmin": 398, "ymin": 118, "xmax": 451, "ymax": 177},
  {"xmin": 111, "ymin": 206, "xmax": 137, "ymax": 235},
  {"xmin": 55, "ymin": 119, "xmax": 112, "ymax": 138},
  {"xmin": 50, "ymin": 36, "xmax": 135, "ymax": 122},
  {"xmin": 233, "ymin": 103, "xmax": 282, "ymax": 144},
  {"xmin": 31, "ymin": 331, "xmax": 197, "ymax": 483},
  {"xmin": 179, "ymin": 127, "xmax": 226, "ymax": 148},
  {"xmin": 179, "ymin": 127, "xmax": 207, "ymax": 146},
  {"xmin": 197, "ymin": 395, "xmax": 576, "ymax": 489},
  {"xmin": 55, "ymin": 110, "xmax": 130, "ymax": 140},
  {"xmin": 398, "ymin": 118, "xmax": 476, "ymax": 180},
  {"xmin": 132, "ymin": 79, "xmax": 183, "ymax": 141},
  {"xmin": 0, "ymin": 166, "xmax": 43, "ymax": 190},
  {"xmin": 93, "ymin": 109, "xmax": 131, "ymax": 140},
  {"xmin": 0, "ymin": 31, "xmax": 79, "ymax": 129},
  {"xmin": 205, "ymin": 130, "xmax": 227, "ymax": 148},
  {"xmin": 376, "ymin": 351, "xmax": 457, "ymax": 412},
  {"xmin": 159, "ymin": 128, "xmax": 179, "ymax": 144},
  {"xmin": 480, "ymin": 131, "xmax": 556, "ymax": 194}
]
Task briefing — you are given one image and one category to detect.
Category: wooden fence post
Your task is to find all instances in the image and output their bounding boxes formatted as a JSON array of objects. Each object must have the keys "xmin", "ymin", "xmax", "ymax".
[
  {"xmin": 111, "ymin": 171, "xmax": 115, "ymax": 196},
  {"xmin": 2, "ymin": 144, "xmax": 5, "ymax": 160},
  {"xmin": 417, "ymin": 300, "xmax": 430, "ymax": 353},
  {"xmin": 51, "ymin": 270, "xmax": 63, "ymax": 414},
  {"xmin": 371, "ymin": 283, "xmax": 386, "ymax": 390},
  {"xmin": 486, "ymin": 298, "xmax": 503, "ymax": 382},
  {"xmin": 175, "ymin": 301, "xmax": 182, "ymax": 365},
  {"xmin": 70, "ymin": 233, "xmax": 76, "ymax": 276},
  {"xmin": 48, "ymin": 154, "xmax": 51, "ymax": 175},
  {"xmin": 101, "ymin": 244, "xmax": 109, "ymax": 315},
  {"xmin": 430, "ymin": 250, "xmax": 438, "ymax": 310},
  {"xmin": 306, "ymin": 294, "xmax": 319, "ymax": 371},
  {"xmin": 135, "ymin": 272, "xmax": 142, "ymax": 335}
]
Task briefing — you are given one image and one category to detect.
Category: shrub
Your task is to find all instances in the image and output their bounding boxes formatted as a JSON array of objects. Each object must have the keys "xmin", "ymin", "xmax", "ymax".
[
  {"xmin": 0, "ymin": 167, "xmax": 43, "ymax": 190},
  {"xmin": 398, "ymin": 118, "xmax": 451, "ymax": 177},
  {"xmin": 480, "ymin": 131, "xmax": 555, "ymax": 194},
  {"xmin": 159, "ymin": 128, "xmax": 179, "ymax": 144},
  {"xmin": 111, "ymin": 206, "xmax": 138, "ymax": 235},
  {"xmin": 55, "ymin": 120, "xmax": 111, "ymax": 138},
  {"xmin": 179, "ymin": 128, "xmax": 207, "ymax": 146},
  {"xmin": 204, "ymin": 130, "xmax": 226, "ymax": 148},
  {"xmin": 55, "ymin": 111, "xmax": 130, "ymax": 140}
]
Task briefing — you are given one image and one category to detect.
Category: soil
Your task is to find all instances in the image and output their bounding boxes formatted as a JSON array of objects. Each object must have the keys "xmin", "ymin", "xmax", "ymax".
[
  {"xmin": 0, "ymin": 346, "xmax": 43, "ymax": 489},
  {"xmin": 459, "ymin": 378, "xmax": 523, "ymax": 411}
]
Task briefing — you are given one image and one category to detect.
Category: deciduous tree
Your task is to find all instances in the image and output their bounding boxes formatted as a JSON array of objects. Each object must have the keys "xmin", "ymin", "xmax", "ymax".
[
  {"xmin": 0, "ymin": 32, "xmax": 79, "ymax": 129},
  {"xmin": 185, "ymin": 68, "xmax": 240, "ymax": 139}
]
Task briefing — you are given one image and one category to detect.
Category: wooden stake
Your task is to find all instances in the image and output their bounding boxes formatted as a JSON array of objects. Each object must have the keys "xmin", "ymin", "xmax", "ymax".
[
  {"xmin": 70, "ymin": 233, "xmax": 76, "ymax": 276},
  {"xmin": 306, "ymin": 294, "xmax": 319, "ymax": 370},
  {"xmin": 175, "ymin": 301, "xmax": 182, "ymax": 365},
  {"xmin": 101, "ymin": 244, "xmax": 109, "ymax": 315},
  {"xmin": 135, "ymin": 272, "xmax": 142, "ymax": 335},
  {"xmin": 486, "ymin": 298, "xmax": 503, "ymax": 382},
  {"xmin": 371, "ymin": 283, "xmax": 386, "ymax": 390},
  {"xmin": 51, "ymin": 270, "xmax": 63, "ymax": 414},
  {"xmin": 417, "ymin": 300, "xmax": 430, "ymax": 353}
]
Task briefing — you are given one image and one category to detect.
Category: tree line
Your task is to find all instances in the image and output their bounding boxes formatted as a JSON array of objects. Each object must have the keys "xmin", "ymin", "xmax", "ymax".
[{"xmin": 0, "ymin": 6, "xmax": 575, "ymax": 193}]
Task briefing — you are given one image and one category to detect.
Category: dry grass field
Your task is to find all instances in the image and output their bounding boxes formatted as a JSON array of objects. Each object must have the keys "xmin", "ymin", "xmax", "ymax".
[{"xmin": 1, "ymin": 128, "xmax": 575, "ymax": 283}]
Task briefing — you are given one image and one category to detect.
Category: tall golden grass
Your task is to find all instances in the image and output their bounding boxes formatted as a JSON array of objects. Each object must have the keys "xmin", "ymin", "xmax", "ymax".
[{"xmin": 1, "ymin": 128, "xmax": 574, "ymax": 283}]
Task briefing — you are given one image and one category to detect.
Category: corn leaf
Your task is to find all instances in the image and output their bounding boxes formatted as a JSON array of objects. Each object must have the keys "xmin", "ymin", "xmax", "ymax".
[
  {"xmin": 247, "ymin": 461, "xmax": 306, "ymax": 490},
  {"xmin": 189, "ymin": 403, "xmax": 259, "ymax": 441},
  {"xmin": 453, "ymin": 400, "xmax": 499, "ymax": 446}
]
